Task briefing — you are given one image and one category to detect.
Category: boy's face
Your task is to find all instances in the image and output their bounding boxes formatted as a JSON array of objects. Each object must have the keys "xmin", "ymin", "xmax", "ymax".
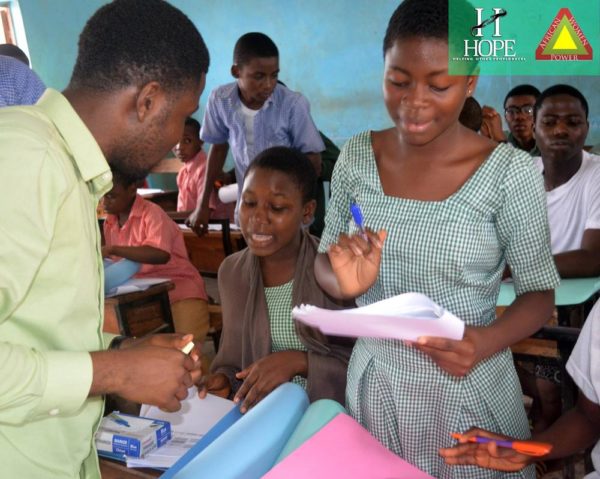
[
  {"xmin": 232, "ymin": 56, "xmax": 279, "ymax": 110},
  {"xmin": 535, "ymin": 94, "xmax": 589, "ymax": 163},
  {"xmin": 102, "ymin": 182, "xmax": 137, "ymax": 216},
  {"xmin": 173, "ymin": 125, "xmax": 204, "ymax": 162},
  {"xmin": 504, "ymin": 94, "xmax": 536, "ymax": 145}
]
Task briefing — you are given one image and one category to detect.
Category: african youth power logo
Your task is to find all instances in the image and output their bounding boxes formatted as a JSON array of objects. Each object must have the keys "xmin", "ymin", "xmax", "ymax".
[{"xmin": 536, "ymin": 8, "xmax": 593, "ymax": 61}]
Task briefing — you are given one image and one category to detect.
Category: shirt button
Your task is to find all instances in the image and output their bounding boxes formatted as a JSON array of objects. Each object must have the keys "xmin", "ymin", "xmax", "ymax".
[
  {"xmin": 102, "ymin": 172, "xmax": 111, "ymax": 181},
  {"xmin": 49, "ymin": 408, "xmax": 59, "ymax": 416}
]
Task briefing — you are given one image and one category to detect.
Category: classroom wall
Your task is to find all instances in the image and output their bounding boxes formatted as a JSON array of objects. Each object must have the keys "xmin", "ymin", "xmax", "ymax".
[{"xmin": 19, "ymin": 0, "xmax": 600, "ymax": 146}]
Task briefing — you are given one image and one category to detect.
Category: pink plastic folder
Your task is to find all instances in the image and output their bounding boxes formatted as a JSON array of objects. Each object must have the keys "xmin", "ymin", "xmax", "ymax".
[{"xmin": 263, "ymin": 413, "xmax": 434, "ymax": 479}]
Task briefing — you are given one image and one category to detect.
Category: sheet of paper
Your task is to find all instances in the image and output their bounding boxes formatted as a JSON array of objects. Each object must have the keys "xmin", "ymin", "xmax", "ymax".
[
  {"xmin": 127, "ymin": 389, "xmax": 235, "ymax": 469},
  {"xmin": 178, "ymin": 223, "xmax": 240, "ymax": 232},
  {"xmin": 264, "ymin": 413, "xmax": 434, "ymax": 479},
  {"xmin": 105, "ymin": 277, "xmax": 169, "ymax": 297},
  {"xmin": 293, "ymin": 292, "xmax": 464, "ymax": 341},
  {"xmin": 137, "ymin": 188, "xmax": 164, "ymax": 196}
]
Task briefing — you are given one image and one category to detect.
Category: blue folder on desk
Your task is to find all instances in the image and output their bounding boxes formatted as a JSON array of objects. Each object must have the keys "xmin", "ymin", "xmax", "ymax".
[
  {"xmin": 161, "ymin": 383, "xmax": 311, "ymax": 479},
  {"xmin": 497, "ymin": 276, "xmax": 600, "ymax": 307}
]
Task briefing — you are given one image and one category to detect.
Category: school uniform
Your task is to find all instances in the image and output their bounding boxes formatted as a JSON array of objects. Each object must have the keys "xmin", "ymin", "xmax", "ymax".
[
  {"xmin": 566, "ymin": 300, "xmax": 600, "ymax": 479},
  {"xmin": 104, "ymin": 195, "xmax": 209, "ymax": 343},
  {"xmin": 200, "ymin": 82, "xmax": 325, "ymax": 209},
  {"xmin": 176, "ymin": 149, "xmax": 234, "ymax": 220},
  {"xmin": 320, "ymin": 133, "xmax": 560, "ymax": 478}
]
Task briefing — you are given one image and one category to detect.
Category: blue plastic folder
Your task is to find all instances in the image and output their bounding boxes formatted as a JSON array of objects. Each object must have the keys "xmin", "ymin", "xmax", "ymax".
[
  {"xmin": 103, "ymin": 258, "xmax": 140, "ymax": 294},
  {"xmin": 159, "ymin": 405, "xmax": 243, "ymax": 477},
  {"xmin": 162, "ymin": 383, "xmax": 309, "ymax": 479}
]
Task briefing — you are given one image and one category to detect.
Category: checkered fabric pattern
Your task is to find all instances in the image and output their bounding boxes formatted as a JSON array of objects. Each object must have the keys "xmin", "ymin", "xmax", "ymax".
[
  {"xmin": 319, "ymin": 131, "xmax": 560, "ymax": 478},
  {"xmin": 265, "ymin": 279, "xmax": 308, "ymax": 389},
  {"xmin": 0, "ymin": 56, "xmax": 45, "ymax": 107}
]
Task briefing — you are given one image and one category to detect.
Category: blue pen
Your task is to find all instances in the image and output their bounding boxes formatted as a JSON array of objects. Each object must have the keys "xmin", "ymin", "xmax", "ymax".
[
  {"xmin": 110, "ymin": 412, "xmax": 130, "ymax": 428},
  {"xmin": 350, "ymin": 202, "xmax": 366, "ymax": 238}
]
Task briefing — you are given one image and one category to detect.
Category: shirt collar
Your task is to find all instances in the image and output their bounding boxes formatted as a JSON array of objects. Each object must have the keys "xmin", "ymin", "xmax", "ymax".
[{"xmin": 36, "ymin": 89, "xmax": 112, "ymax": 197}]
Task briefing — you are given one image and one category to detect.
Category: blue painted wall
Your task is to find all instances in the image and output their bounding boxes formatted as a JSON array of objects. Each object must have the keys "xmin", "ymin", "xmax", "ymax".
[{"xmin": 19, "ymin": 0, "xmax": 600, "ymax": 145}]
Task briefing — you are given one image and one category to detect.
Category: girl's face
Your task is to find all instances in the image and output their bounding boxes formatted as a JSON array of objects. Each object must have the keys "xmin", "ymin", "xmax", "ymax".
[
  {"xmin": 239, "ymin": 167, "xmax": 315, "ymax": 259},
  {"xmin": 383, "ymin": 37, "xmax": 476, "ymax": 146}
]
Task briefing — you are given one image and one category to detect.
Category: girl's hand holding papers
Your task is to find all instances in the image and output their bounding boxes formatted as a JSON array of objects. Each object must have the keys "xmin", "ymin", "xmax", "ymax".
[
  {"xmin": 233, "ymin": 351, "xmax": 308, "ymax": 413},
  {"xmin": 414, "ymin": 327, "xmax": 485, "ymax": 377},
  {"xmin": 327, "ymin": 229, "xmax": 387, "ymax": 298}
]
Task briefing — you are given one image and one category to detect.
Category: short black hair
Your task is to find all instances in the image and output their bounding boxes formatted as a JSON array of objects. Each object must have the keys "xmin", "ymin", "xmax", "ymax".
[
  {"xmin": 233, "ymin": 32, "xmax": 278, "ymax": 66},
  {"xmin": 383, "ymin": 0, "xmax": 473, "ymax": 56},
  {"xmin": 534, "ymin": 84, "xmax": 589, "ymax": 120},
  {"xmin": 111, "ymin": 168, "xmax": 137, "ymax": 188},
  {"xmin": 503, "ymin": 84, "xmax": 541, "ymax": 108},
  {"xmin": 70, "ymin": 0, "xmax": 209, "ymax": 93},
  {"xmin": 0, "ymin": 43, "xmax": 29, "ymax": 66},
  {"xmin": 184, "ymin": 117, "xmax": 201, "ymax": 137},
  {"xmin": 459, "ymin": 97, "xmax": 483, "ymax": 132},
  {"xmin": 246, "ymin": 147, "xmax": 317, "ymax": 203}
]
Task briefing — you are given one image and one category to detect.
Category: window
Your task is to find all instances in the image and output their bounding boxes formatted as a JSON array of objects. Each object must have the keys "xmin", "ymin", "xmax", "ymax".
[
  {"xmin": 0, "ymin": 1, "xmax": 31, "ymax": 63},
  {"xmin": 0, "ymin": 5, "xmax": 15, "ymax": 43}
]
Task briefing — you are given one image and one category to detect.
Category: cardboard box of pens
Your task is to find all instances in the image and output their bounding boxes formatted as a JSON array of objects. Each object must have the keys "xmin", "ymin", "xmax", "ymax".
[{"xmin": 95, "ymin": 412, "xmax": 172, "ymax": 458}]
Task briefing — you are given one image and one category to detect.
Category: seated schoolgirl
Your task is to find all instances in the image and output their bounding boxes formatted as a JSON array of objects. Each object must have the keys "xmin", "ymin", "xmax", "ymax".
[{"xmin": 199, "ymin": 147, "xmax": 353, "ymax": 412}]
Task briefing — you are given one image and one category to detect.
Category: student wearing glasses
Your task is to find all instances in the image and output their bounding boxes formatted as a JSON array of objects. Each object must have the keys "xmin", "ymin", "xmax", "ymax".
[{"xmin": 480, "ymin": 84, "xmax": 541, "ymax": 156}]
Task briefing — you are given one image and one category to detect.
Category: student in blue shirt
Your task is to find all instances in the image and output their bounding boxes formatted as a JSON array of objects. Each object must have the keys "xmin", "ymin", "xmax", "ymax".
[{"xmin": 186, "ymin": 32, "xmax": 324, "ymax": 234}]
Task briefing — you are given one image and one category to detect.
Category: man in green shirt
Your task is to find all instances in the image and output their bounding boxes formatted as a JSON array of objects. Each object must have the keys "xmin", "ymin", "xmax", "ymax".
[{"xmin": 0, "ymin": 1, "xmax": 209, "ymax": 477}]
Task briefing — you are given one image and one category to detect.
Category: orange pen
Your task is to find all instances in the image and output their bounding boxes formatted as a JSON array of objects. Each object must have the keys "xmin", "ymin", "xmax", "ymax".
[{"xmin": 451, "ymin": 433, "xmax": 552, "ymax": 457}]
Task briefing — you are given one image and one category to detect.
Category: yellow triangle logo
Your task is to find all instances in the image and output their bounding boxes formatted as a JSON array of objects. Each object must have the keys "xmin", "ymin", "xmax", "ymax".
[{"xmin": 554, "ymin": 25, "xmax": 577, "ymax": 50}]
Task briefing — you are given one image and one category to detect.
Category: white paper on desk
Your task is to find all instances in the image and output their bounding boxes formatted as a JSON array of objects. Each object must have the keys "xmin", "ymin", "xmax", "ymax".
[
  {"xmin": 293, "ymin": 292, "xmax": 465, "ymax": 341},
  {"xmin": 177, "ymin": 223, "xmax": 240, "ymax": 232},
  {"xmin": 128, "ymin": 389, "xmax": 235, "ymax": 469},
  {"xmin": 104, "ymin": 277, "xmax": 170, "ymax": 298},
  {"xmin": 137, "ymin": 188, "xmax": 164, "ymax": 196}
]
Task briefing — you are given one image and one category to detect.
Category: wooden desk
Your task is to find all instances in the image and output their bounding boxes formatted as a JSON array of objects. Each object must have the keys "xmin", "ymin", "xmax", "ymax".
[
  {"xmin": 104, "ymin": 282, "xmax": 175, "ymax": 337},
  {"xmin": 182, "ymin": 228, "xmax": 244, "ymax": 276},
  {"xmin": 99, "ymin": 456, "xmax": 161, "ymax": 479},
  {"xmin": 141, "ymin": 190, "xmax": 178, "ymax": 212}
]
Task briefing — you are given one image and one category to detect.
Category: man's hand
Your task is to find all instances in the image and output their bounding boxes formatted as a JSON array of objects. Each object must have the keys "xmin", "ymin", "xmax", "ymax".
[
  {"xmin": 123, "ymin": 333, "xmax": 202, "ymax": 384},
  {"xmin": 91, "ymin": 345, "xmax": 196, "ymax": 412},
  {"xmin": 234, "ymin": 351, "xmax": 308, "ymax": 413}
]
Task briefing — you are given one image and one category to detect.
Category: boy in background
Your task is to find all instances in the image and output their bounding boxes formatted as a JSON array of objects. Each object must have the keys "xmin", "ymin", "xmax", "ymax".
[
  {"xmin": 480, "ymin": 84, "xmax": 541, "ymax": 155},
  {"xmin": 103, "ymin": 170, "xmax": 210, "ymax": 348},
  {"xmin": 186, "ymin": 32, "xmax": 324, "ymax": 235},
  {"xmin": 174, "ymin": 117, "xmax": 234, "ymax": 221}
]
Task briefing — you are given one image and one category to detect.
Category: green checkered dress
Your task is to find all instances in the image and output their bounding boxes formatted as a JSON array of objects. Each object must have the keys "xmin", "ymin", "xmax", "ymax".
[
  {"xmin": 265, "ymin": 279, "xmax": 308, "ymax": 389},
  {"xmin": 319, "ymin": 131, "xmax": 560, "ymax": 479}
]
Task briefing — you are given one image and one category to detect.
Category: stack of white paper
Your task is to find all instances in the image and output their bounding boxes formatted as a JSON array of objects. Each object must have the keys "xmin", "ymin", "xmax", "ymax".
[
  {"xmin": 105, "ymin": 277, "xmax": 170, "ymax": 298},
  {"xmin": 127, "ymin": 389, "xmax": 235, "ymax": 469},
  {"xmin": 293, "ymin": 292, "xmax": 464, "ymax": 341}
]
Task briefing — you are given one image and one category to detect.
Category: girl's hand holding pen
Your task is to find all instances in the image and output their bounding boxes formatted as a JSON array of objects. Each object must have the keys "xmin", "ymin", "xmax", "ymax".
[
  {"xmin": 439, "ymin": 428, "xmax": 536, "ymax": 472},
  {"xmin": 327, "ymin": 228, "xmax": 387, "ymax": 298}
]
